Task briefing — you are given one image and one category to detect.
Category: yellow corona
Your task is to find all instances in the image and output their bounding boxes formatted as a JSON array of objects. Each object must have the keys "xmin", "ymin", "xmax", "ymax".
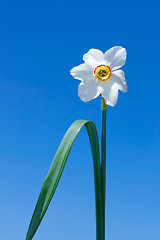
[{"xmin": 94, "ymin": 65, "xmax": 111, "ymax": 81}]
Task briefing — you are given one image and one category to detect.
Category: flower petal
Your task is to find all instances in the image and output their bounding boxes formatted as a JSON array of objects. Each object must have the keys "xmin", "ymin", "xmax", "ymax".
[
  {"xmin": 104, "ymin": 46, "xmax": 126, "ymax": 71},
  {"xmin": 78, "ymin": 80, "xmax": 101, "ymax": 102},
  {"xmin": 83, "ymin": 49, "xmax": 107, "ymax": 68},
  {"xmin": 110, "ymin": 70, "xmax": 127, "ymax": 92},
  {"xmin": 70, "ymin": 63, "xmax": 93, "ymax": 82},
  {"xmin": 101, "ymin": 82, "xmax": 118, "ymax": 106}
]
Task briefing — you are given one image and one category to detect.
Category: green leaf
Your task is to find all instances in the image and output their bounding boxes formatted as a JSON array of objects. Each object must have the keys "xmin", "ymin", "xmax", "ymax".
[{"xmin": 26, "ymin": 120, "xmax": 103, "ymax": 240}]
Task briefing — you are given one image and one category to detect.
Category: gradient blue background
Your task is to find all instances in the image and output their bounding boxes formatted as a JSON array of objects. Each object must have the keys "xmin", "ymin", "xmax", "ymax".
[{"xmin": 0, "ymin": 0, "xmax": 160, "ymax": 239}]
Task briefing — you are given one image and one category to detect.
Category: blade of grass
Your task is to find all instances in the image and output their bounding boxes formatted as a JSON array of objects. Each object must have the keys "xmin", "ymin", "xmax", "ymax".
[{"xmin": 26, "ymin": 119, "xmax": 103, "ymax": 240}]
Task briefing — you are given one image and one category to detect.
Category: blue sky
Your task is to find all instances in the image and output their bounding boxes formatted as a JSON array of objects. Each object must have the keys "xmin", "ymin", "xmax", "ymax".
[{"xmin": 0, "ymin": 0, "xmax": 160, "ymax": 239}]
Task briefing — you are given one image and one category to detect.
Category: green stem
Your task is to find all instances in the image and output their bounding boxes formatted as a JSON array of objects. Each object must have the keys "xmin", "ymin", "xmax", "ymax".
[{"xmin": 101, "ymin": 96, "xmax": 107, "ymax": 240}]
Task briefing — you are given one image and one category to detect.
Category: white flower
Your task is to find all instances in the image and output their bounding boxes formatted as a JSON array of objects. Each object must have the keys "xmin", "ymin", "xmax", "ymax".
[{"xmin": 70, "ymin": 46, "xmax": 127, "ymax": 106}]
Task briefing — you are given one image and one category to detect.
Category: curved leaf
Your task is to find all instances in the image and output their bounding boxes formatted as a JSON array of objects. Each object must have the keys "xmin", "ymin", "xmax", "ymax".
[{"xmin": 26, "ymin": 120, "xmax": 103, "ymax": 240}]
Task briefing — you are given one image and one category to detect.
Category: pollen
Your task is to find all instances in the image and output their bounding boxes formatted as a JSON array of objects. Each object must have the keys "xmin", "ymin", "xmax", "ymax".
[{"xmin": 94, "ymin": 65, "xmax": 111, "ymax": 81}]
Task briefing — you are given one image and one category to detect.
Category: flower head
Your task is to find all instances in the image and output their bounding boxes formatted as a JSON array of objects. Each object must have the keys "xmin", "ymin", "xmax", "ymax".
[{"xmin": 70, "ymin": 46, "xmax": 127, "ymax": 106}]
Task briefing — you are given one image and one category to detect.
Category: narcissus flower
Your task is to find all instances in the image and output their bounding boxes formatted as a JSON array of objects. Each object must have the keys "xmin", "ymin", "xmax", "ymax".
[{"xmin": 70, "ymin": 46, "xmax": 127, "ymax": 106}]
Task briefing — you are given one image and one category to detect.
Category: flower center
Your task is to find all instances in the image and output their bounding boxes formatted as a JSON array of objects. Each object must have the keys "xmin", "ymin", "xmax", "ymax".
[{"xmin": 94, "ymin": 65, "xmax": 111, "ymax": 81}]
